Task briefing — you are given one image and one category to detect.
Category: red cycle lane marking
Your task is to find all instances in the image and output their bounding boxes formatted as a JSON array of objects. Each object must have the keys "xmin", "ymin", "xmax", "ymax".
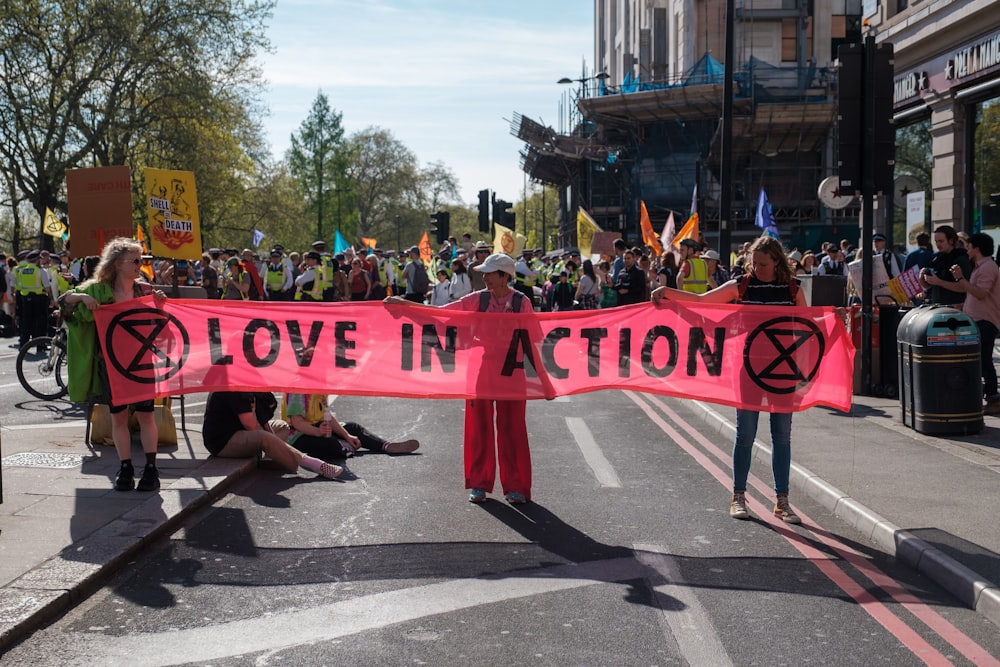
[
  {"xmin": 637, "ymin": 394, "xmax": 1000, "ymax": 667},
  {"xmin": 625, "ymin": 391, "xmax": 954, "ymax": 667}
]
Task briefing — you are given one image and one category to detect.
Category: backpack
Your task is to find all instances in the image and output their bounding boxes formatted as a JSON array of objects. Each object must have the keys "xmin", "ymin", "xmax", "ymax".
[
  {"xmin": 410, "ymin": 262, "xmax": 430, "ymax": 295},
  {"xmin": 478, "ymin": 290, "xmax": 524, "ymax": 312}
]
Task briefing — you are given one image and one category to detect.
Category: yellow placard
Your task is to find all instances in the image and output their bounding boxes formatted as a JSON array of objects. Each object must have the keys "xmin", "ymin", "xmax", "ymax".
[
  {"xmin": 576, "ymin": 208, "xmax": 602, "ymax": 258},
  {"xmin": 144, "ymin": 168, "xmax": 203, "ymax": 260}
]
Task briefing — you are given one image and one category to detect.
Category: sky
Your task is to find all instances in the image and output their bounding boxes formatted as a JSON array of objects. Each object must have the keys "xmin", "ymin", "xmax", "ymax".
[{"xmin": 258, "ymin": 0, "xmax": 594, "ymax": 207}]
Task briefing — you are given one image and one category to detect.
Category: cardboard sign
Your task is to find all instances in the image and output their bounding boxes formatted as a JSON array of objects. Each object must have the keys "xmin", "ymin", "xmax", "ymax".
[
  {"xmin": 65, "ymin": 166, "xmax": 133, "ymax": 257},
  {"xmin": 591, "ymin": 232, "xmax": 621, "ymax": 257}
]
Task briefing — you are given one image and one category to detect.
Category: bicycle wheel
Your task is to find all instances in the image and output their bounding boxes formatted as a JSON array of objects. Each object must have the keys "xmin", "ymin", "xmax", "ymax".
[{"xmin": 16, "ymin": 336, "xmax": 69, "ymax": 400}]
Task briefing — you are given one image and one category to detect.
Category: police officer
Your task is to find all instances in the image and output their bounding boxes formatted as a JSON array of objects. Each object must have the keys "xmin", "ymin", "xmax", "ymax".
[
  {"xmin": 264, "ymin": 249, "xmax": 293, "ymax": 301},
  {"xmin": 310, "ymin": 240, "xmax": 338, "ymax": 301},
  {"xmin": 14, "ymin": 249, "xmax": 53, "ymax": 347},
  {"xmin": 294, "ymin": 251, "xmax": 326, "ymax": 302},
  {"xmin": 514, "ymin": 248, "xmax": 542, "ymax": 305}
]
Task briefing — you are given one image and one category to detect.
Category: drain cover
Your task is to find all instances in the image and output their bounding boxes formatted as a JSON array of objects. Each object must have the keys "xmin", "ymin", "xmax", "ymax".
[{"xmin": 1, "ymin": 452, "xmax": 95, "ymax": 469}]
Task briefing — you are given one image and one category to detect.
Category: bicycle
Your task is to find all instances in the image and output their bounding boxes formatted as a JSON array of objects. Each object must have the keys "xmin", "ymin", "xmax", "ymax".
[{"xmin": 16, "ymin": 322, "xmax": 68, "ymax": 400}]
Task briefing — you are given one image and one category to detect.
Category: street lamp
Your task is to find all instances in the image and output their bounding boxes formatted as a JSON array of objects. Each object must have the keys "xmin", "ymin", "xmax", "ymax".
[
  {"xmin": 557, "ymin": 71, "xmax": 609, "ymax": 98},
  {"xmin": 558, "ymin": 71, "xmax": 609, "ymax": 133}
]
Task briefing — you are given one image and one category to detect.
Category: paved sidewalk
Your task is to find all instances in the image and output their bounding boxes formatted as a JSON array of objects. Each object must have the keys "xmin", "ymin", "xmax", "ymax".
[
  {"xmin": 0, "ymin": 418, "xmax": 254, "ymax": 649},
  {"xmin": 0, "ymin": 392, "xmax": 998, "ymax": 650}
]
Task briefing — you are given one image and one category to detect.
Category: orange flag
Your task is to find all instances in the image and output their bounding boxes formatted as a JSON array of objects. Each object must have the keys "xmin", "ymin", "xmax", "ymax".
[
  {"xmin": 361, "ymin": 237, "xmax": 377, "ymax": 251},
  {"xmin": 418, "ymin": 231, "xmax": 433, "ymax": 265},
  {"xmin": 135, "ymin": 223, "xmax": 149, "ymax": 254},
  {"xmin": 640, "ymin": 201, "xmax": 663, "ymax": 255},
  {"xmin": 671, "ymin": 212, "xmax": 700, "ymax": 248}
]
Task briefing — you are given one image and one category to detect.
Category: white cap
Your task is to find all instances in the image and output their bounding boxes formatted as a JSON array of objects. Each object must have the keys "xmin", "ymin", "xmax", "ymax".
[
  {"xmin": 473, "ymin": 253, "xmax": 516, "ymax": 276},
  {"xmin": 703, "ymin": 249, "xmax": 720, "ymax": 261}
]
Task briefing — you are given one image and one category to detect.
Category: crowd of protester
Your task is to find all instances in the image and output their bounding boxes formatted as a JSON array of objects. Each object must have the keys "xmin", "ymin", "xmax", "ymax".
[{"xmin": 7, "ymin": 224, "xmax": 998, "ymax": 506}]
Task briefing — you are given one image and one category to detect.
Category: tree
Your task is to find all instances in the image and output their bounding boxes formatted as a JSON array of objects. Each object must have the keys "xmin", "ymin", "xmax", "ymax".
[
  {"xmin": 347, "ymin": 127, "xmax": 420, "ymax": 243},
  {"xmin": 0, "ymin": 0, "xmax": 273, "ymax": 250},
  {"xmin": 418, "ymin": 161, "xmax": 462, "ymax": 212},
  {"xmin": 287, "ymin": 91, "xmax": 350, "ymax": 244}
]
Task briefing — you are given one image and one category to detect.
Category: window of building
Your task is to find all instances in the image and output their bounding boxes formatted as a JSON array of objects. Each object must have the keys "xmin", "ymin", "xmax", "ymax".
[
  {"xmin": 893, "ymin": 118, "xmax": 932, "ymax": 244},
  {"xmin": 782, "ymin": 17, "xmax": 813, "ymax": 63},
  {"xmin": 972, "ymin": 95, "xmax": 1000, "ymax": 231}
]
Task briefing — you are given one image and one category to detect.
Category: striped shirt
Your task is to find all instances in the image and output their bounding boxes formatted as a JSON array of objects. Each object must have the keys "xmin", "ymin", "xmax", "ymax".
[{"xmin": 739, "ymin": 275, "xmax": 799, "ymax": 306}]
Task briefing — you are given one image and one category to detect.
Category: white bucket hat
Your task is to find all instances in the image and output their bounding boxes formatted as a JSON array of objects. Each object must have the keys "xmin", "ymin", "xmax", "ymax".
[{"xmin": 473, "ymin": 253, "xmax": 516, "ymax": 276}]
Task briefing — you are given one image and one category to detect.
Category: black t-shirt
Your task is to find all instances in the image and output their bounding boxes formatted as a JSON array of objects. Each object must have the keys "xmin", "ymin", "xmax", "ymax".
[
  {"xmin": 615, "ymin": 265, "xmax": 647, "ymax": 305},
  {"xmin": 202, "ymin": 391, "xmax": 277, "ymax": 455},
  {"xmin": 927, "ymin": 247, "xmax": 972, "ymax": 305}
]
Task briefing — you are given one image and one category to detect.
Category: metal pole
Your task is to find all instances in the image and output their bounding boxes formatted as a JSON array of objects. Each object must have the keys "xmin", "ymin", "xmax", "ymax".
[
  {"xmin": 542, "ymin": 186, "xmax": 547, "ymax": 253},
  {"xmin": 718, "ymin": 0, "xmax": 735, "ymax": 255},
  {"xmin": 860, "ymin": 33, "xmax": 876, "ymax": 395}
]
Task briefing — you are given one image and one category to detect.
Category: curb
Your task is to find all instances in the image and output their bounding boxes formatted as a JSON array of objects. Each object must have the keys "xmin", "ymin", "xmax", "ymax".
[
  {"xmin": 691, "ymin": 400, "xmax": 1000, "ymax": 629},
  {"xmin": 0, "ymin": 456, "xmax": 256, "ymax": 651}
]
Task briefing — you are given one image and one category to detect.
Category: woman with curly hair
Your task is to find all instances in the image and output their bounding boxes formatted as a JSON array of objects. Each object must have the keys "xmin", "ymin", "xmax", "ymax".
[{"xmin": 60, "ymin": 238, "xmax": 167, "ymax": 492}]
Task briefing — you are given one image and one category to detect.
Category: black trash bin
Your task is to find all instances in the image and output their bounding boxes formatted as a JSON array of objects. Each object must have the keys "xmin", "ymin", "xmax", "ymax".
[{"xmin": 897, "ymin": 305, "xmax": 983, "ymax": 435}]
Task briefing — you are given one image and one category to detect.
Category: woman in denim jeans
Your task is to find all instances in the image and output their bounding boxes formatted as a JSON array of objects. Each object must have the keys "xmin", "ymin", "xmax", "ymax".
[{"xmin": 651, "ymin": 236, "xmax": 805, "ymax": 524}]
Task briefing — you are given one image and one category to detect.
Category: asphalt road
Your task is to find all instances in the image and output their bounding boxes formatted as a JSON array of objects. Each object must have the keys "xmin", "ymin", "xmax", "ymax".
[{"xmin": 1, "ymin": 343, "xmax": 999, "ymax": 664}]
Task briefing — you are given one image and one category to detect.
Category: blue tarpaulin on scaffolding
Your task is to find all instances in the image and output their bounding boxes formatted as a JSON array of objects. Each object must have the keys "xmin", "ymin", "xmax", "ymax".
[{"xmin": 683, "ymin": 53, "xmax": 725, "ymax": 85}]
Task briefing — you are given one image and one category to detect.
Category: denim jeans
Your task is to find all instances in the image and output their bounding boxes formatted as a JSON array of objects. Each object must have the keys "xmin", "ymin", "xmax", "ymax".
[
  {"xmin": 733, "ymin": 409, "xmax": 793, "ymax": 494},
  {"xmin": 977, "ymin": 320, "xmax": 998, "ymax": 398}
]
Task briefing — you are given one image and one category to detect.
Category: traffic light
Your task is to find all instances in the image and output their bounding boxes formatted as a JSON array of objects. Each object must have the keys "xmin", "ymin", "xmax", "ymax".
[
  {"xmin": 478, "ymin": 189, "xmax": 490, "ymax": 233},
  {"xmin": 430, "ymin": 211, "xmax": 450, "ymax": 245},
  {"xmin": 492, "ymin": 197, "xmax": 512, "ymax": 225}
]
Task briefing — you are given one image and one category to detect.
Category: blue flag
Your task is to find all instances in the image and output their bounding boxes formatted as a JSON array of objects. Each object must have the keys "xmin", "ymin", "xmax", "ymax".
[
  {"xmin": 252, "ymin": 228, "xmax": 265, "ymax": 248},
  {"xmin": 754, "ymin": 188, "xmax": 780, "ymax": 239},
  {"xmin": 333, "ymin": 230, "xmax": 350, "ymax": 254}
]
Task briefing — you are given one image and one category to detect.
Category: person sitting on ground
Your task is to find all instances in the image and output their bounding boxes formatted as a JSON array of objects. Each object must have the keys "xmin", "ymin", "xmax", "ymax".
[
  {"xmin": 202, "ymin": 391, "xmax": 342, "ymax": 479},
  {"xmin": 283, "ymin": 393, "xmax": 420, "ymax": 458}
]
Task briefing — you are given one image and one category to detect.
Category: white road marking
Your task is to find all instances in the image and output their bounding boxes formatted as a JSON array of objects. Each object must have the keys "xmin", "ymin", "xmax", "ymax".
[
  {"xmin": 565, "ymin": 416, "xmax": 621, "ymax": 488},
  {"xmin": 52, "ymin": 555, "xmax": 659, "ymax": 666},
  {"xmin": 634, "ymin": 543, "xmax": 734, "ymax": 667}
]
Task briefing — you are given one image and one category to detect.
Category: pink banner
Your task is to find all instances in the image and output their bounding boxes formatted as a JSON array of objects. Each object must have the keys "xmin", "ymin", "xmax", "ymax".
[{"xmin": 94, "ymin": 299, "xmax": 855, "ymax": 413}]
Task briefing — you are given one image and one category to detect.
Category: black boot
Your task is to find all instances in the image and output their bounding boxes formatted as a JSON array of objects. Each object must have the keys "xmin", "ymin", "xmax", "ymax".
[
  {"xmin": 136, "ymin": 463, "xmax": 160, "ymax": 492},
  {"xmin": 115, "ymin": 461, "xmax": 135, "ymax": 491}
]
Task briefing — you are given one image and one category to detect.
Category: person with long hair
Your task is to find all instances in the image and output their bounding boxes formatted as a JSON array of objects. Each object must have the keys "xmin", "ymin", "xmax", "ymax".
[
  {"xmin": 651, "ymin": 236, "xmax": 806, "ymax": 524},
  {"xmin": 449, "ymin": 258, "xmax": 472, "ymax": 301},
  {"xmin": 574, "ymin": 259, "xmax": 601, "ymax": 309},
  {"xmin": 60, "ymin": 238, "xmax": 167, "ymax": 492},
  {"xmin": 348, "ymin": 258, "xmax": 371, "ymax": 301}
]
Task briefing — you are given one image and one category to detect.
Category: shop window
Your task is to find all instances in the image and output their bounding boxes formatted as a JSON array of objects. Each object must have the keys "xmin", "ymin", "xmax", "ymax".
[{"xmin": 973, "ymin": 97, "xmax": 1000, "ymax": 231}]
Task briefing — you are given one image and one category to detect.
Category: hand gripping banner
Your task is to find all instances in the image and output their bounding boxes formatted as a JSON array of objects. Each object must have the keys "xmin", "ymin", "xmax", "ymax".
[{"xmin": 94, "ymin": 298, "xmax": 855, "ymax": 413}]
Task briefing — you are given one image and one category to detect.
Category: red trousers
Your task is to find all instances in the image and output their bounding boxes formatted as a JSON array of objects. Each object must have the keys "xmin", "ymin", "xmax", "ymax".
[{"xmin": 463, "ymin": 399, "xmax": 532, "ymax": 499}]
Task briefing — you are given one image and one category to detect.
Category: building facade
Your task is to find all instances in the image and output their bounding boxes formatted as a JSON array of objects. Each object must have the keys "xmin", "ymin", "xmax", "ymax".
[
  {"xmin": 873, "ymin": 0, "xmax": 1000, "ymax": 240},
  {"xmin": 516, "ymin": 1, "xmax": 865, "ymax": 253}
]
